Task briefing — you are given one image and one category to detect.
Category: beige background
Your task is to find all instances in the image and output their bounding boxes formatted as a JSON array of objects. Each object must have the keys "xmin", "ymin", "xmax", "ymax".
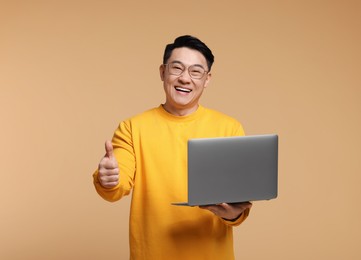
[{"xmin": 1, "ymin": 0, "xmax": 360, "ymax": 259}]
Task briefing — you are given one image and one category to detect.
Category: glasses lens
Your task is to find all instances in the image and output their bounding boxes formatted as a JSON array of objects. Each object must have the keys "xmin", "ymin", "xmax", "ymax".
[
  {"xmin": 189, "ymin": 65, "xmax": 205, "ymax": 79},
  {"xmin": 168, "ymin": 63, "xmax": 184, "ymax": 76}
]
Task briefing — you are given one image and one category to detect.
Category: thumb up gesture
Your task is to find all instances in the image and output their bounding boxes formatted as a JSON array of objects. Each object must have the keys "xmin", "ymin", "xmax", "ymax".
[{"xmin": 98, "ymin": 141, "xmax": 119, "ymax": 188}]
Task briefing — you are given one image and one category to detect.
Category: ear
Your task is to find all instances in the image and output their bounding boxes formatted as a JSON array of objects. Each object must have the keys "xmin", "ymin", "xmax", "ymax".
[
  {"xmin": 203, "ymin": 73, "xmax": 212, "ymax": 88},
  {"xmin": 159, "ymin": 64, "xmax": 165, "ymax": 81}
]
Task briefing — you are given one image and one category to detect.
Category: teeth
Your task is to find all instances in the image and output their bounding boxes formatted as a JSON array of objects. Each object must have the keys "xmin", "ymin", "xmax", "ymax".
[{"xmin": 175, "ymin": 87, "xmax": 191, "ymax": 93}]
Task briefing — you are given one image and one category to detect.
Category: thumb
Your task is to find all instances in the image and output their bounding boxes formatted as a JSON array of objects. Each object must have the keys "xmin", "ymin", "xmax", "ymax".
[{"xmin": 105, "ymin": 140, "xmax": 114, "ymax": 158}]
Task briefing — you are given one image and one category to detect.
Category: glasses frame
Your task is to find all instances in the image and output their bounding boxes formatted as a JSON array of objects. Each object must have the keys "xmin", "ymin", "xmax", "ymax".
[{"xmin": 163, "ymin": 62, "xmax": 209, "ymax": 80}]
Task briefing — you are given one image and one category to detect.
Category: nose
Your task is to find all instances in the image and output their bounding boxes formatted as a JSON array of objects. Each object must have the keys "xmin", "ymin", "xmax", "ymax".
[{"xmin": 178, "ymin": 70, "xmax": 192, "ymax": 83}]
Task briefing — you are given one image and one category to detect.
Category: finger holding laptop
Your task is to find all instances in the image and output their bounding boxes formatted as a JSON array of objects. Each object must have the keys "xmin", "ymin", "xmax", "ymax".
[{"xmin": 200, "ymin": 202, "xmax": 252, "ymax": 221}]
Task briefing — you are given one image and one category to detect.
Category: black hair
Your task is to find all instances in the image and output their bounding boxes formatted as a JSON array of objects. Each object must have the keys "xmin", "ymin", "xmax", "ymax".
[{"xmin": 163, "ymin": 35, "xmax": 214, "ymax": 71}]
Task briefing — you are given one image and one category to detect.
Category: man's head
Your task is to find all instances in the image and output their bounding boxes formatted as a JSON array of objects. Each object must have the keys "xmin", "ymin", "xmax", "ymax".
[
  {"xmin": 163, "ymin": 35, "xmax": 214, "ymax": 72},
  {"xmin": 160, "ymin": 36, "xmax": 213, "ymax": 116}
]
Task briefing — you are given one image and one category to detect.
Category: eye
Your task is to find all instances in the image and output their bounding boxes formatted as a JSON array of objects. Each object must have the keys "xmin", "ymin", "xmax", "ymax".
[
  {"xmin": 173, "ymin": 65, "xmax": 183, "ymax": 71},
  {"xmin": 189, "ymin": 66, "xmax": 205, "ymax": 77},
  {"xmin": 190, "ymin": 68, "xmax": 202, "ymax": 74},
  {"xmin": 169, "ymin": 63, "xmax": 185, "ymax": 75}
]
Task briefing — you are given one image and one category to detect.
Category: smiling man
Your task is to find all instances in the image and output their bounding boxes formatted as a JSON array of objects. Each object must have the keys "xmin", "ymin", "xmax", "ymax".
[
  {"xmin": 160, "ymin": 47, "xmax": 211, "ymax": 116},
  {"xmin": 93, "ymin": 35, "xmax": 252, "ymax": 260}
]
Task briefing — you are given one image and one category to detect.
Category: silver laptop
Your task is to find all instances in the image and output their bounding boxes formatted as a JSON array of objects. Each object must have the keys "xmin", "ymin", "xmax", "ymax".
[{"xmin": 173, "ymin": 134, "xmax": 278, "ymax": 206}]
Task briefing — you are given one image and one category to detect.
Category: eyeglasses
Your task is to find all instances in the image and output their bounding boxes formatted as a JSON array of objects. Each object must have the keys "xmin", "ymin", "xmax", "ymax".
[{"xmin": 164, "ymin": 62, "xmax": 208, "ymax": 79}]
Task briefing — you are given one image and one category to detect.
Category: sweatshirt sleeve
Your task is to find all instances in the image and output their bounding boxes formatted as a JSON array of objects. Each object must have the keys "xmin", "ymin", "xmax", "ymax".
[
  {"xmin": 235, "ymin": 122, "xmax": 245, "ymax": 136},
  {"xmin": 93, "ymin": 120, "xmax": 136, "ymax": 202}
]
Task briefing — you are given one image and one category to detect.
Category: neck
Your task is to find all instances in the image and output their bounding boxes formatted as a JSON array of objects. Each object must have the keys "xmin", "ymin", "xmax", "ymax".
[{"xmin": 162, "ymin": 103, "xmax": 199, "ymax": 116}]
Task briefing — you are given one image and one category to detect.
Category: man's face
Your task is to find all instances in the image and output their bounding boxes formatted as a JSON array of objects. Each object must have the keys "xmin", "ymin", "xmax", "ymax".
[{"xmin": 160, "ymin": 47, "xmax": 211, "ymax": 116}]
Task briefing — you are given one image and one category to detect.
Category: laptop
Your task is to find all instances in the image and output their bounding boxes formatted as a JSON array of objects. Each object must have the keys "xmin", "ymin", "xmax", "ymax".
[{"xmin": 173, "ymin": 134, "xmax": 278, "ymax": 206}]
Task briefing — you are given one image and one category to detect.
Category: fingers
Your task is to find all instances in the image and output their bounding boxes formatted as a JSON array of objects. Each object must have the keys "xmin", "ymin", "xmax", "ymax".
[
  {"xmin": 232, "ymin": 202, "xmax": 253, "ymax": 210},
  {"xmin": 101, "ymin": 140, "xmax": 118, "ymax": 169},
  {"xmin": 98, "ymin": 171, "xmax": 119, "ymax": 188},
  {"xmin": 99, "ymin": 180, "xmax": 119, "ymax": 189},
  {"xmin": 105, "ymin": 140, "xmax": 114, "ymax": 158},
  {"xmin": 199, "ymin": 204, "xmax": 222, "ymax": 215},
  {"xmin": 98, "ymin": 166, "xmax": 119, "ymax": 176},
  {"xmin": 199, "ymin": 202, "xmax": 253, "ymax": 219},
  {"xmin": 98, "ymin": 140, "xmax": 119, "ymax": 188},
  {"xmin": 98, "ymin": 161, "xmax": 119, "ymax": 188},
  {"xmin": 100, "ymin": 158, "xmax": 118, "ymax": 170}
]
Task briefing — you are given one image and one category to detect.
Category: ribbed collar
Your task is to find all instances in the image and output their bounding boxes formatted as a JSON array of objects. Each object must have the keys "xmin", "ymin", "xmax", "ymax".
[{"xmin": 156, "ymin": 104, "xmax": 205, "ymax": 122}]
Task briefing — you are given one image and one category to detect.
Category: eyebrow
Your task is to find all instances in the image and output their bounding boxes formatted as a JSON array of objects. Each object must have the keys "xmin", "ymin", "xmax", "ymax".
[{"xmin": 170, "ymin": 60, "xmax": 206, "ymax": 70}]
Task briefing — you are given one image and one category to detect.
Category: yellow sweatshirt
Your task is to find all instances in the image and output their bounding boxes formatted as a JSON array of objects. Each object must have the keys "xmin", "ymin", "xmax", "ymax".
[{"xmin": 93, "ymin": 105, "xmax": 250, "ymax": 260}]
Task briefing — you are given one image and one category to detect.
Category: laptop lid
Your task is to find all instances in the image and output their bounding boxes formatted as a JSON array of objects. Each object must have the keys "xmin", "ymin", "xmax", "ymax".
[{"xmin": 174, "ymin": 134, "xmax": 278, "ymax": 206}]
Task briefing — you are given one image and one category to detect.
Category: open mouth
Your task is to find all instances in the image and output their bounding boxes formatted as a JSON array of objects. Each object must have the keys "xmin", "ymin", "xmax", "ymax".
[{"xmin": 175, "ymin": 87, "xmax": 192, "ymax": 93}]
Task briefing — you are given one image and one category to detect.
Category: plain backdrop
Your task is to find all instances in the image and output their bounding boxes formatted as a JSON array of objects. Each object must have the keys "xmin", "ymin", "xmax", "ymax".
[{"xmin": 1, "ymin": 0, "xmax": 360, "ymax": 259}]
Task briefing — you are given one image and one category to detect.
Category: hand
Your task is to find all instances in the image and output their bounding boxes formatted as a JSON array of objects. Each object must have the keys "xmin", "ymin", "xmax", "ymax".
[
  {"xmin": 200, "ymin": 202, "xmax": 252, "ymax": 221},
  {"xmin": 98, "ymin": 140, "xmax": 119, "ymax": 188}
]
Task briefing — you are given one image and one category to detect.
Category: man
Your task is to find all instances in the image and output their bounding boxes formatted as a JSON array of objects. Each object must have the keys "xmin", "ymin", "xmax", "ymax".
[{"xmin": 93, "ymin": 35, "xmax": 252, "ymax": 259}]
